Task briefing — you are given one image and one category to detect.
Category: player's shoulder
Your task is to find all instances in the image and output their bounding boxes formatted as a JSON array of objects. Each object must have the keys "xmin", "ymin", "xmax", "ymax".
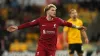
[
  {"xmin": 34, "ymin": 16, "xmax": 46, "ymax": 21},
  {"xmin": 37, "ymin": 16, "xmax": 46, "ymax": 19},
  {"xmin": 54, "ymin": 17, "xmax": 60, "ymax": 19},
  {"xmin": 77, "ymin": 18, "xmax": 82, "ymax": 21},
  {"xmin": 67, "ymin": 18, "xmax": 72, "ymax": 22},
  {"xmin": 55, "ymin": 17, "xmax": 63, "ymax": 21},
  {"xmin": 77, "ymin": 18, "xmax": 83, "ymax": 22},
  {"xmin": 31, "ymin": 16, "xmax": 45, "ymax": 22}
]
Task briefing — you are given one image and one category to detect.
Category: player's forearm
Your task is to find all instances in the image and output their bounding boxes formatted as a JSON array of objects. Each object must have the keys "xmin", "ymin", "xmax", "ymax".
[
  {"xmin": 18, "ymin": 22, "xmax": 32, "ymax": 30},
  {"xmin": 65, "ymin": 22, "xmax": 81, "ymax": 29},
  {"xmin": 72, "ymin": 24, "xmax": 81, "ymax": 29},
  {"xmin": 65, "ymin": 22, "xmax": 72, "ymax": 27},
  {"xmin": 63, "ymin": 31, "xmax": 67, "ymax": 43},
  {"xmin": 81, "ymin": 30, "xmax": 88, "ymax": 39}
]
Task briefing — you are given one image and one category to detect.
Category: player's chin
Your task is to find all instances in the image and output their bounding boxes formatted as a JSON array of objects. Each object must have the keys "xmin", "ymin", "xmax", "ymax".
[
  {"xmin": 73, "ymin": 16, "xmax": 77, "ymax": 18},
  {"xmin": 51, "ymin": 15, "xmax": 56, "ymax": 18},
  {"xmin": 74, "ymin": 15, "xmax": 77, "ymax": 17}
]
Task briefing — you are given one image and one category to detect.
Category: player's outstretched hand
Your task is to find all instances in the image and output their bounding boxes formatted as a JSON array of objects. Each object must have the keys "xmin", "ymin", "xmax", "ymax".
[
  {"xmin": 7, "ymin": 26, "xmax": 18, "ymax": 32},
  {"xmin": 78, "ymin": 26, "xmax": 87, "ymax": 30}
]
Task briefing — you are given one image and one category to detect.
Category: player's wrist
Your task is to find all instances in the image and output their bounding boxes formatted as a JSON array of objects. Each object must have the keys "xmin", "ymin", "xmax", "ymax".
[
  {"xmin": 14, "ymin": 26, "xmax": 18, "ymax": 30},
  {"xmin": 76, "ymin": 26, "xmax": 81, "ymax": 29},
  {"xmin": 85, "ymin": 38, "xmax": 88, "ymax": 40},
  {"xmin": 16, "ymin": 26, "xmax": 18, "ymax": 29},
  {"xmin": 72, "ymin": 24, "xmax": 81, "ymax": 29}
]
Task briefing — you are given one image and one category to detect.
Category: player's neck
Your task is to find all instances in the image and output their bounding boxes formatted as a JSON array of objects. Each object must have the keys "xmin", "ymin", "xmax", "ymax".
[
  {"xmin": 46, "ymin": 15, "xmax": 53, "ymax": 21},
  {"xmin": 72, "ymin": 17, "xmax": 77, "ymax": 21}
]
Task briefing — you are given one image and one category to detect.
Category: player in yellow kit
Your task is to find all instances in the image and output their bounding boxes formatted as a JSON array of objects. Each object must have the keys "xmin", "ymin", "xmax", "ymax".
[{"xmin": 63, "ymin": 9, "xmax": 89, "ymax": 56}]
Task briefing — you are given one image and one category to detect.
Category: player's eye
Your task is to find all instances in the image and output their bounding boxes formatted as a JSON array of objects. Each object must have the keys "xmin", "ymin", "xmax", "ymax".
[{"xmin": 52, "ymin": 9, "xmax": 56, "ymax": 11}]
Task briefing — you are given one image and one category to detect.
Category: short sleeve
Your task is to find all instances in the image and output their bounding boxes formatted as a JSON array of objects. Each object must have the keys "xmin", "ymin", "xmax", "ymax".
[{"xmin": 79, "ymin": 20, "xmax": 83, "ymax": 26}]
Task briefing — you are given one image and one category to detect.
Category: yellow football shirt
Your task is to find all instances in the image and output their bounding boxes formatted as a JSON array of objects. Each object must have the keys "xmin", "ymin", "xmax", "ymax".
[{"xmin": 63, "ymin": 18, "xmax": 83, "ymax": 44}]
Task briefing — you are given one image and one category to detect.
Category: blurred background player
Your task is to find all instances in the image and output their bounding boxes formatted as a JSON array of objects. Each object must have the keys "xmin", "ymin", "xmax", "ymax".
[
  {"xmin": 6, "ymin": 4, "xmax": 86, "ymax": 56},
  {"xmin": 63, "ymin": 9, "xmax": 89, "ymax": 56}
]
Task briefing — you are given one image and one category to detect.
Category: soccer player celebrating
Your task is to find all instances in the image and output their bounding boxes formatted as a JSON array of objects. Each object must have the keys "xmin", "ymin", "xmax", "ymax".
[
  {"xmin": 7, "ymin": 4, "xmax": 86, "ymax": 56},
  {"xmin": 63, "ymin": 9, "xmax": 89, "ymax": 56}
]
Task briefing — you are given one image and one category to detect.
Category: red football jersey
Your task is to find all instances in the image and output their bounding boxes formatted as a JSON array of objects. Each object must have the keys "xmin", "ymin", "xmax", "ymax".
[{"xmin": 18, "ymin": 16, "xmax": 72, "ymax": 50}]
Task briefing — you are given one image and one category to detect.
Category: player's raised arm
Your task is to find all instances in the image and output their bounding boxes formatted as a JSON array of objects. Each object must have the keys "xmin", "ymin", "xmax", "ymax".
[{"xmin": 7, "ymin": 18, "xmax": 39, "ymax": 32}]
